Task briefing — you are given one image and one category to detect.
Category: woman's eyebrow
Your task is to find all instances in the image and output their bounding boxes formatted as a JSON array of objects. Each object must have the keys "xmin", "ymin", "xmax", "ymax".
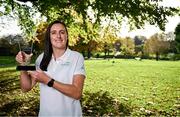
[{"xmin": 50, "ymin": 29, "xmax": 65, "ymax": 32}]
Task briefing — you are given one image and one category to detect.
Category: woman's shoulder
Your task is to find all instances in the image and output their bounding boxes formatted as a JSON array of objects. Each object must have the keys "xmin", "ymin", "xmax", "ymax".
[
  {"xmin": 36, "ymin": 52, "xmax": 44, "ymax": 62},
  {"xmin": 37, "ymin": 52, "xmax": 44, "ymax": 58},
  {"xmin": 69, "ymin": 49, "xmax": 83, "ymax": 58}
]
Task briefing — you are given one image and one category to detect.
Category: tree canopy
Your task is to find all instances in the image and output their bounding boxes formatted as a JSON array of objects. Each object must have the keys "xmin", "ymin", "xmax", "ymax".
[
  {"xmin": 174, "ymin": 23, "xmax": 180, "ymax": 53},
  {"xmin": 0, "ymin": 0, "xmax": 179, "ymax": 41},
  {"xmin": 144, "ymin": 33, "xmax": 170, "ymax": 60}
]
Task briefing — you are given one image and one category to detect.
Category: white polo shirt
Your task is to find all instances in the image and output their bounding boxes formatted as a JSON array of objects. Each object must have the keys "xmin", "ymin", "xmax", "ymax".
[{"xmin": 35, "ymin": 48, "xmax": 86, "ymax": 117}]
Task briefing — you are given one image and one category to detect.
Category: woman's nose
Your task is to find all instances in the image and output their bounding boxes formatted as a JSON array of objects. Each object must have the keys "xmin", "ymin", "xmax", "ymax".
[{"xmin": 57, "ymin": 32, "xmax": 61, "ymax": 38}]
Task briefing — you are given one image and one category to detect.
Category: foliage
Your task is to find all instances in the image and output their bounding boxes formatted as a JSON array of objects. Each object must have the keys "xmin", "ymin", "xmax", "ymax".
[
  {"xmin": 120, "ymin": 37, "xmax": 135, "ymax": 56},
  {"xmin": 144, "ymin": 33, "xmax": 170, "ymax": 60},
  {"xmin": 134, "ymin": 36, "xmax": 146, "ymax": 57},
  {"xmin": 0, "ymin": 38, "xmax": 10, "ymax": 47},
  {"xmin": 172, "ymin": 54, "xmax": 180, "ymax": 60},
  {"xmin": 0, "ymin": 37, "xmax": 15, "ymax": 55},
  {"xmin": 70, "ymin": 20, "xmax": 100, "ymax": 48},
  {"xmin": 134, "ymin": 36, "xmax": 146, "ymax": 46},
  {"xmin": 0, "ymin": 0, "xmax": 37, "ymax": 41},
  {"xmin": 0, "ymin": 35, "xmax": 29, "ymax": 55},
  {"xmin": 174, "ymin": 23, "xmax": 180, "ymax": 53},
  {"xmin": 0, "ymin": 0, "xmax": 179, "ymax": 41},
  {"xmin": 99, "ymin": 25, "xmax": 120, "ymax": 58},
  {"xmin": 34, "ymin": 21, "xmax": 48, "ymax": 53}
]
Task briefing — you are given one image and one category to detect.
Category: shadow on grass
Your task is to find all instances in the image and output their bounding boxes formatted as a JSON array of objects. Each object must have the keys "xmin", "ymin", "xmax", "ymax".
[
  {"xmin": 0, "ymin": 68, "xmax": 38, "ymax": 116},
  {"xmin": 0, "ymin": 90, "xmax": 132, "ymax": 116},
  {"xmin": 82, "ymin": 91, "xmax": 132, "ymax": 116},
  {"xmin": 0, "ymin": 69, "xmax": 132, "ymax": 116},
  {"xmin": 0, "ymin": 69, "xmax": 20, "ymax": 93},
  {"xmin": 0, "ymin": 100, "xmax": 23, "ymax": 116},
  {"xmin": 0, "ymin": 98, "xmax": 39, "ymax": 116}
]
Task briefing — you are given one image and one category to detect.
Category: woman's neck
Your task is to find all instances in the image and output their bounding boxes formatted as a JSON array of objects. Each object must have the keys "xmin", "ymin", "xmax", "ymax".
[{"xmin": 52, "ymin": 48, "xmax": 66, "ymax": 60}]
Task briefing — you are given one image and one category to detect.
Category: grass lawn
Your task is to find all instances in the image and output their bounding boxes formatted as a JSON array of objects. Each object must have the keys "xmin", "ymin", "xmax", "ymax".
[
  {"xmin": 84, "ymin": 59, "xmax": 180, "ymax": 116},
  {"xmin": 0, "ymin": 56, "xmax": 179, "ymax": 116}
]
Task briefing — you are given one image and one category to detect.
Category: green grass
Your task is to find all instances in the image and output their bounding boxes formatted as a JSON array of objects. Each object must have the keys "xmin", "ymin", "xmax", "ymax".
[
  {"xmin": 0, "ymin": 56, "xmax": 179, "ymax": 116},
  {"xmin": 84, "ymin": 59, "xmax": 180, "ymax": 116},
  {"xmin": 0, "ymin": 56, "xmax": 16, "ymax": 66}
]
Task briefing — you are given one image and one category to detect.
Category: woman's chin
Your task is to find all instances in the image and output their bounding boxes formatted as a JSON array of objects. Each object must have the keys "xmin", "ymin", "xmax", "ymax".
[{"xmin": 53, "ymin": 45, "xmax": 66, "ymax": 50}]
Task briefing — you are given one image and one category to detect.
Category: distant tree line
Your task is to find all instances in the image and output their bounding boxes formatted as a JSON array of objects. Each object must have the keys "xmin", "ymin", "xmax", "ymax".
[
  {"xmin": 1, "ymin": 22, "xmax": 180, "ymax": 61},
  {"xmin": 1, "ymin": 0, "xmax": 180, "ymax": 61}
]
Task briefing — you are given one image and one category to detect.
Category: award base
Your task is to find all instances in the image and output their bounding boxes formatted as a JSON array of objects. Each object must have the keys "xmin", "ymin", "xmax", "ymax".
[{"xmin": 16, "ymin": 66, "xmax": 36, "ymax": 71}]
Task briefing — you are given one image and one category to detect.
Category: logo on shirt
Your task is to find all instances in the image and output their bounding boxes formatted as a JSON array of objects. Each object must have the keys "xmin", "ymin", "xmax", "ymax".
[{"xmin": 61, "ymin": 61, "xmax": 71, "ymax": 66}]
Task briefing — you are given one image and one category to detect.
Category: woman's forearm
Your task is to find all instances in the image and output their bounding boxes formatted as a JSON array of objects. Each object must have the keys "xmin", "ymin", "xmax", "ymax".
[
  {"xmin": 53, "ymin": 81, "xmax": 82, "ymax": 100},
  {"xmin": 20, "ymin": 71, "xmax": 33, "ymax": 92},
  {"xmin": 52, "ymin": 75, "xmax": 85, "ymax": 100}
]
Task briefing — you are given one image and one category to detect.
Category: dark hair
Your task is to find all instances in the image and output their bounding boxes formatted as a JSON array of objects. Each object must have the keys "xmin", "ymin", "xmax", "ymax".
[{"xmin": 40, "ymin": 20, "xmax": 69, "ymax": 71}]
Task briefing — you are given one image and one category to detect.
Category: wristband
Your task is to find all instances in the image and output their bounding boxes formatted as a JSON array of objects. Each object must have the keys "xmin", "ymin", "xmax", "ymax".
[{"xmin": 47, "ymin": 79, "xmax": 55, "ymax": 87}]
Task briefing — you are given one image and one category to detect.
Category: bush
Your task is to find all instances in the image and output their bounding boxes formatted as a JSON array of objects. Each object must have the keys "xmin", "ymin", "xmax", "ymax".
[{"xmin": 172, "ymin": 54, "xmax": 180, "ymax": 60}]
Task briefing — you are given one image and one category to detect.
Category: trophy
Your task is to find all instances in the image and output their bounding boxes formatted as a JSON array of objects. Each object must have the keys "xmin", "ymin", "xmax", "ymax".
[{"xmin": 16, "ymin": 41, "xmax": 36, "ymax": 71}]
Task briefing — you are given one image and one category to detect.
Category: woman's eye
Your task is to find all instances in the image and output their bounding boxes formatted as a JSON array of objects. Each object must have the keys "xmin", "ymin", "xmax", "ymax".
[
  {"xmin": 60, "ymin": 31, "xmax": 65, "ymax": 34},
  {"xmin": 51, "ymin": 31, "xmax": 56, "ymax": 35}
]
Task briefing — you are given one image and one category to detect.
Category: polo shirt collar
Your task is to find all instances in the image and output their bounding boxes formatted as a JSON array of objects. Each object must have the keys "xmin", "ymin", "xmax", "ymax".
[{"xmin": 52, "ymin": 48, "xmax": 71, "ymax": 61}]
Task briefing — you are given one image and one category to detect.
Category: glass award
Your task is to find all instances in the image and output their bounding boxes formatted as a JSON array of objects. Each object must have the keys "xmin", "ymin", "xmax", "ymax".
[{"xmin": 16, "ymin": 41, "xmax": 36, "ymax": 71}]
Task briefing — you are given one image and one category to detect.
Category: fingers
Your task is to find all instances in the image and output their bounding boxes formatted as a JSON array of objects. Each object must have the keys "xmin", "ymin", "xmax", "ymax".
[
  {"xmin": 15, "ymin": 51, "xmax": 25, "ymax": 64},
  {"xmin": 29, "ymin": 70, "xmax": 44, "ymax": 78},
  {"xmin": 15, "ymin": 51, "xmax": 33, "ymax": 65},
  {"xmin": 28, "ymin": 70, "xmax": 43, "ymax": 83},
  {"xmin": 28, "ymin": 71, "xmax": 36, "ymax": 74},
  {"xmin": 30, "ymin": 53, "xmax": 33, "ymax": 56},
  {"xmin": 29, "ymin": 70, "xmax": 49, "ymax": 84},
  {"xmin": 37, "ymin": 69, "xmax": 43, "ymax": 73},
  {"xmin": 24, "ymin": 52, "xmax": 33, "ymax": 61},
  {"xmin": 28, "ymin": 71, "xmax": 38, "ymax": 78}
]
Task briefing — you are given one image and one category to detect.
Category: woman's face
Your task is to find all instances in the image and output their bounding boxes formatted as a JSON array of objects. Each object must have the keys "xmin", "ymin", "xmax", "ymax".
[{"xmin": 50, "ymin": 23, "xmax": 68, "ymax": 50}]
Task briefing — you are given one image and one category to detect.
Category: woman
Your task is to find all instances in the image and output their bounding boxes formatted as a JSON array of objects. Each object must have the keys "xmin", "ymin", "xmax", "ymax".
[{"xmin": 15, "ymin": 20, "xmax": 86, "ymax": 116}]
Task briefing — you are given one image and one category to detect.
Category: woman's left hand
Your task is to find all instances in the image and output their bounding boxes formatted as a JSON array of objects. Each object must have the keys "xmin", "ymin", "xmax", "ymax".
[{"xmin": 28, "ymin": 69, "xmax": 50, "ymax": 84}]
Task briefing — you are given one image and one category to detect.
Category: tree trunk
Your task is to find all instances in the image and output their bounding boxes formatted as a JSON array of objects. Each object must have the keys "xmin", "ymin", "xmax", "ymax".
[
  {"xmin": 87, "ymin": 48, "xmax": 91, "ymax": 59},
  {"xmin": 156, "ymin": 52, "xmax": 159, "ymax": 61},
  {"xmin": 82, "ymin": 51, "xmax": 85, "ymax": 57}
]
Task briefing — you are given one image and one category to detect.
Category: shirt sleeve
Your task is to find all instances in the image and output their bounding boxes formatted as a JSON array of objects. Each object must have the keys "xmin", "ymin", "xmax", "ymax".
[
  {"xmin": 35, "ymin": 53, "xmax": 43, "ymax": 70},
  {"xmin": 74, "ymin": 54, "xmax": 86, "ymax": 77}
]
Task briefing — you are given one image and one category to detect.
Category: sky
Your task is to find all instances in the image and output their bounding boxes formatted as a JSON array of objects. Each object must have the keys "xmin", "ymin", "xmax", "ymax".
[
  {"xmin": 0, "ymin": 0, "xmax": 180, "ymax": 38},
  {"xmin": 118, "ymin": 0, "xmax": 180, "ymax": 38},
  {"xmin": 0, "ymin": 16, "xmax": 21, "ymax": 36},
  {"xmin": 119, "ymin": 15, "xmax": 180, "ymax": 38}
]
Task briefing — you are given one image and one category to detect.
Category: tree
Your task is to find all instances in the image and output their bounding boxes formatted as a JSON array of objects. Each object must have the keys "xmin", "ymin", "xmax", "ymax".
[
  {"xmin": 100, "ymin": 25, "xmax": 118, "ymax": 58},
  {"xmin": 0, "ymin": 34, "xmax": 26, "ymax": 55},
  {"xmin": 174, "ymin": 23, "xmax": 180, "ymax": 54},
  {"xmin": 34, "ymin": 21, "xmax": 48, "ymax": 54},
  {"xmin": 70, "ymin": 35, "xmax": 99, "ymax": 58},
  {"xmin": 134, "ymin": 36, "xmax": 146, "ymax": 46},
  {"xmin": 134, "ymin": 35, "xmax": 146, "ymax": 57},
  {"xmin": 1, "ymin": 0, "xmax": 179, "ymax": 41},
  {"xmin": 114, "ymin": 39, "xmax": 121, "ymax": 52},
  {"xmin": 120, "ymin": 37, "xmax": 135, "ymax": 57},
  {"xmin": 69, "ymin": 20, "xmax": 100, "ymax": 58},
  {"xmin": 144, "ymin": 33, "xmax": 170, "ymax": 60}
]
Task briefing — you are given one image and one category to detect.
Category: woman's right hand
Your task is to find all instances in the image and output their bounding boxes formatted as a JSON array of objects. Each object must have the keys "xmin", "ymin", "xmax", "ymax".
[{"xmin": 15, "ymin": 51, "xmax": 33, "ymax": 65}]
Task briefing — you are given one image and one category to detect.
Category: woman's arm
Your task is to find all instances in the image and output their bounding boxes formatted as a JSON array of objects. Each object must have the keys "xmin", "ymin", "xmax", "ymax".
[
  {"xmin": 53, "ymin": 74, "xmax": 85, "ymax": 100},
  {"xmin": 16, "ymin": 51, "xmax": 37, "ymax": 92},
  {"xmin": 29, "ymin": 70, "xmax": 85, "ymax": 100},
  {"xmin": 20, "ymin": 71, "xmax": 37, "ymax": 92}
]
